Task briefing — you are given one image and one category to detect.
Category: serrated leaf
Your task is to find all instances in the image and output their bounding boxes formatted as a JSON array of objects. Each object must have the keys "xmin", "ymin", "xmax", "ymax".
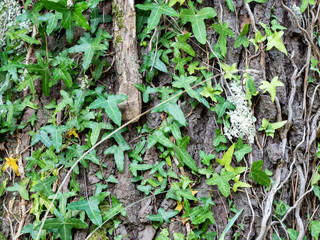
[
  {"xmin": 180, "ymin": 2, "xmax": 216, "ymax": 44},
  {"xmin": 249, "ymin": 160, "xmax": 270, "ymax": 186},
  {"xmin": 175, "ymin": 136, "xmax": 198, "ymax": 172},
  {"xmin": 136, "ymin": 2, "xmax": 179, "ymax": 31},
  {"xmin": 259, "ymin": 76, "xmax": 284, "ymax": 102},
  {"xmin": 89, "ymin": 94, "xmax": 128, "ymax": 126},
  {"xmin": 207, "ymin": 169, "xmax": 235, "ymax": 197},
  {"xmin": 147, "ymin": 208, "xmax": 179, "ymax": 224}
]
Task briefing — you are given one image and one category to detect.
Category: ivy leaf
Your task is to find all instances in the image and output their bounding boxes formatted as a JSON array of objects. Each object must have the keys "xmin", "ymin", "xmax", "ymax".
[
  {"xmin": 129, "ymin": 160, "xmax": 152, "ymax": 177},
  {"xmin": 147, "ymin": 130, "xmax": 174, "ymax": 149},
  {"xmin": 84, "ymin": 121, "xmax": 113, "ymax": 145},
  {"xmin": 310, "ymin": 220, "xmax": 320, "ymax": 240},
  {"xmin": 287, "ymin": 229, "xmax": 307, "ymax": 240},
  {"xmin": 234, "ymin": 23, "xmax": 249, "ymax": 48},
  {"xmin": 103, "ymin": 196, "xmax": 127, "ymax": 221},
  {"xmin": 147, "ymin": 208, "xmax": 179, "ymax": 224},
  {"xmin": 89, "ymin": 94, "xmax": 128, "ymax": 126},
  {"xmin": 41, "ymin": 125, "xmax": 69, "ymax": 152},
  {"xmin": 171, "ymin": 33, "xmax": 195, "ymax": 57},
  {"xmin": 104, "ymin": 144, "xmax": 131, "ymax": 173},
  {"xmin": 43, "ymin": 213, "xmax": 88, "ymax": 240},
  {"xmin": 135, "ymin": 84, "xmax": 159, "ymax": 103},
  {"xmin": 259, "ymin": 76, "xmax": 284, "ymax": 102},
  {"xmin": 199, "ymin": 150, "xmax": 215, "ymax": 166},
  {"xmin": 150, "ymin": 161, "xmax": 167, "ymax": 177},
  {"xmin": 207, "ymin": 169, "xmax": 235, "ymax": 197},
  {"xmin": 266, "ymin": 30, "xmax": 287, "ymax": 55},
  {"xmin": 213, "ymin": 21, "xmax": 234, "ymax": 57},
  {"xmin": 214, "ymin": 94, "xmax": 235, "ymax": 118},
  {"xmin": 27, "ymin": 51, "xmax": 52, "ymax": 96},
  {"xmin": 17, "ymin": 74, "xmax": 39, "ymax": 100},
  {"xmin": 68, "ymin": 31, "xmax": 108, "ymax": 71},
  {"xmin": 258, "ymin": 118, "xmax": 287, "ymax": 138},
  {"xmin": 180, "ymin": 2, "xmax": 216, "ymax": 44},
  {"xmin": 168, "ymin": 0, "xmax": 185, "ymax": 7},
  {"xmin": 54, "ymin": 90, "xmax": 74, "ymax": 116},
  {"xmin": 137, "ymin": 185, "xmax": 152, "ymax": 195},
  {"xmin": 2, "ymin": 155, "xmax": 20, "ymax": 176},
  {"xmin": 300, "ymin": 0, "xmax": 316, "ymax": 13},
  {"xmin": 52, "ymin": 68, "xmax": 73, "ymax": 88},
  {"xmin": 189, "ymin": 205, "xmax": 215, "ymax": 225},
  {"xmin": 38, "ymin": 12, "xmax": 63, "ymax": 34},
  {"xmin": 234, "ymin": 138, "xmax": 252, "ymax": 162},
  {"xmin": 216, "ymin": 144, "xmax": 245, "ymax": 174},
  {"xmin": 42, "ymin": 0, "xmax": 90, "ymax": 30},
  {"xmin": 152, "ymin": 94, "xmax": 187, "ymax": 126},
  {"xmin": 249, "ymin": 160, "xmax": 270, "ymax": 186},
  {"xmin": 31, "ymin": 130, "xmax": 53, "ymax": 149},
  {"xmin": 7, "ymin": 178, "xmax": 30, "ymax": 200},
  {"xmin": 30, "ymin": 176, "xmax": 57, "ymax": 197},
  {"xmin": 67, "ymin": 192, "xmax": 108, "ymax": 226},
  {"xmin": 244, "ymin": 73, "xmax": 258, "ymax": 105},
  {"xmin": 175, "ymin": 136, "xmax": 198, "ymax": 172},
  {"xmin": 172, "ymin": 75, "xmax": 201, "ymax": 102},
  {"xmin": 220, "ymin": 62, "xmax": 238, "ymax": 80},
  {"xmin": 128, "ymin": 139, "xmax": 146, "ymax": 162},
  {"xmin": 213, "ymin": 128, "xmax": 227, "ymax": 147},
  {"xmin": 172, "ymin": 56, "xmax": 192, "ymax": 75},
  {"xmin": 225, "ymin": 0, "xmax": 234, "ymax": 12},
  {"xmin": 232, "ymin": 174, "xmax": 251, "ymax": 192},
  {"xmin": 136, "ymin": 2, "xmax": 179, "ymax": 31}
]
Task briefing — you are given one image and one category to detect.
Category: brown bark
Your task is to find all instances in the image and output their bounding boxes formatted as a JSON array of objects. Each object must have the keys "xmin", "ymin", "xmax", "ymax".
[{"xmin": 112, "ymin": 0, "xmax": 142, "ymax": 122}]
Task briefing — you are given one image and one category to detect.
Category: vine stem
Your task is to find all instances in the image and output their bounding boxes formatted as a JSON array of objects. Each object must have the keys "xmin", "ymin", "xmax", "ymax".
[{"xmin": 35, "ymin": 73, "xmax": 223, "ymax": 240}]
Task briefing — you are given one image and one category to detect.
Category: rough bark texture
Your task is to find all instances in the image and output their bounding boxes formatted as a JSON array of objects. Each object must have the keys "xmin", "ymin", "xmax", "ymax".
[
  {"xmin": 1, "ymin": 0, "xmax": 320, "ymax": 239},
  {"xmin": 113, "ymin": 0, "xmax": 142, "ymax": 122}
]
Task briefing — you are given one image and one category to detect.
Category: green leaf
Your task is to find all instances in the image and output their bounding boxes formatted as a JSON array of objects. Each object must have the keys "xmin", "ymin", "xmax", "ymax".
[
  {"xmin": 266, "ymin": 31, "xmax": 287, "ymax": 55},
  {"xmin": 152, "ymin": 94, "xmax": 187, "ymax": 126},
  {"xmin": 0, "ymin": 178, "xmax": 8, "ymax": 196},
  {"xmin": 234, "ymin": 24, "xmax": 249, "ymax": 48},
  {"xmin": 172, "ymin": 75, "xmax": 201, "ymax": 102},
  {"xmin": 68, "ymin": 32, "xmax": 108, "ymax": 71},
  {"xmin": 156, "ymin": 228, "xmax": 170, "ymax": 240},
  {"xmin": 137, "ymin": 185, "xmax": 152, "ymax": 195},
  {"xmin": 43, "ymin": 214, "xmax": 88, "ymax": 240},
  {"xmin": 147, "ymin": 130, "xmax": 174, "ymax": 149},
  {"xmin": 52, "ymin": 68, "xmax": 73, "ymax": 88},
  {"xmin": 103, "ymin": 196, "xmax": 126, "ymax": 221},
  {"xmin": 213, "ymin": 21, "xmax": 234, "ymax": 57},
  {"xmin": 287, "ymin": 228, "xmax": 307, "ymax": 240},
  {"xmin": 168, "ymin": 0, "xmax": 185, "ymax": 7},
  {"xmin": 67, "ymin": 193, "xmax": 108, "ymax": 226},
  {"xmin": 310, "ymin": 220, "xmax": 320, "ymax": 240},
  {"xmin": 27, "ymin": 51, "xmax": 52, "ymax": 96},
  {"xmin": 85, "ymin": 121, "xmax": 113, "ymax": 145},
  {"xmin": 214, "ymin": 94, "xmax": 235, "ymax": 118},
  {"xmin": 259, "ymin": 76, "xmax": 284, "ymax": 102},
  {"xmin": 147, "ymin": 208, "xmax": 179, "ymax": 224},
  {"xmin": 189, "ymin": 205, "xmax": 215, "ymax": 225},
  {"xmin": 207, "ymin": 169, "xmax": 235, "ymax": 197},
  {"xmin": 301, "ymin": 0, "xmax": 316, "ymax": 13},
  {"xmin": 136, "ymin": 2, "xmax": 179, "ymax": 31},
  {"xmin": 234, "ymin": 138, "xmax": 252, "ymax": 162},
  {"xmin": 89, "ymin": 94, "xmax": 128, "ymax": 126},
  {"xmin": 54, "ymin": 90, "xmax": 74, "ymax": 116},
  {"xmin": 38, "ymin": 12, "xmax": 62, "ymax": 34},
  {"xmin": 31, "ymin": 130, "xmax": 53, "ymax": 148},
  {"xmin": 171, "ymin": 33, "xmax": 195, "ymax": 57},
  {"xmin": 220, "ymin": 63, "xmax": 238, "ymax": 80},
  {"xmin": 17, "ymin": 74, "xmax": 39, "ymax": 100},
  {"xmin": 135, "ymin": 84, "xmax": 159, "ymax": 103},
  {"xmin": 175, "ymin": 136, "xmax": 198, "ymax": 172},
  {"xmin": 199, "ymin": 150, "xmax": 215, "ymax": 166},
  {"xmin": 219, "ymin": 209, "xmax": 243, "ymax": 240},
  {"xmin": 244, "ymin": 73, "xmax": 258, "ymax": 105},
  {"xmin": 30, "ymin": 176, "xmax": 57, "ymax": 197},
  {"xmin": 41, "ymin": 125, "xmax": 69, "ymax": 152},
  {"xmin": 225, "ymin": 0, "xmax": 234, "ymax": 12},
  {"xmin": 7, "ymin": 178, "xmax": 30, "ymax": 200},
  {"xmin": 129, "ymin": 160, "xmax": 152, "ymax": 177},
  {"xmin": 213, "ymin": 128, "xmax": 227, "ymax": 147},
  {"xmin": 180, "ymin": 2, "xmax": 217, "ymax": 44},
  {"xmin": 216, "ymin": 144, "xmax": 245, "ymax": 174},
  {"xmin": 104, "ymin": 144, "xmax": 131, "ymax": 173},
  {"xmin": 249, "ymin": 160, "xmax": 270, "ymax": 186},
  {"xmin": 246, "ymin": 0, "xmax": 266, "ymax": 2},
  {"xmin": 232, "ymin": 175, "xmax": 251, "ymax": 192}
]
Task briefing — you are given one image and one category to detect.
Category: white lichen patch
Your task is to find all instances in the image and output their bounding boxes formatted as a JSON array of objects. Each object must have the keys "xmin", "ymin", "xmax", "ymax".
[{"xmin": 224, "ymin": 82, "xmax": 256, "ymax": 143}]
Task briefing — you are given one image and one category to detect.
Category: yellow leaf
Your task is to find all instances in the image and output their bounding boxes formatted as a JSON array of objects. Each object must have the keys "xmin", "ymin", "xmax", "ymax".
[
  {"xmin": 2, "ymin": 155, "xmax": 19, "ymax": 176},
  {"xmin": 175, "ymin": 201, "xmax": 184, "ymax": 212},
  {"xmin": 68, "ymin": 128, "xmax": 79, "ymax": 138}
]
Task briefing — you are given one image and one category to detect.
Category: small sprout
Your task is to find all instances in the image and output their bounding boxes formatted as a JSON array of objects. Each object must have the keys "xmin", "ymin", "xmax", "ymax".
[{"xmin": 2, "ymin": 155, "xmax": 20, "ymax": 176}]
